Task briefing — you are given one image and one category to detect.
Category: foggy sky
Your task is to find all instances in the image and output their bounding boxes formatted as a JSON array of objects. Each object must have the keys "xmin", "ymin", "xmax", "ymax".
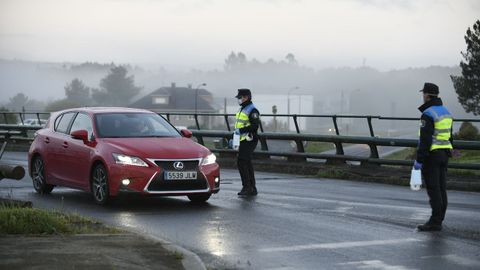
[{"xmin": 1, "ymin": 0, "xmax": 479, "ymax": 71}]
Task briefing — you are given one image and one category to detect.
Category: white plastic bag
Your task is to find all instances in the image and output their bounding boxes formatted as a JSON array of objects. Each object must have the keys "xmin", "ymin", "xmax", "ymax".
[
  {"xmin": 410, "ymin": 168, "xmax": 422, "ymax": 191},
  {"xmin": 232, "ymin": 133, "xmax": 240, "ymax": 150}
]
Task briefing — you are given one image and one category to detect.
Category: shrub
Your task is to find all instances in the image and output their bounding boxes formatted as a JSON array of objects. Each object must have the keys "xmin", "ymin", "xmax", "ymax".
[{"xmin": 454, "ymin": 121, "xmax": 479, "ymax": 140}]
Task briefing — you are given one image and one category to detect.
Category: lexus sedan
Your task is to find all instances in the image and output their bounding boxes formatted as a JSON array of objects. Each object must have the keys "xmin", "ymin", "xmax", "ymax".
[{"xmin": 28, "ymin": 107, "xmax": 220, "ymax": 204}]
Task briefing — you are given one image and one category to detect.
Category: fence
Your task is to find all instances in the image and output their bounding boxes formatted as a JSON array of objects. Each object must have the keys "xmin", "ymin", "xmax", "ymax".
[{"xmin": 1, "ymin": 112, "xmax": 479, "ymax": 170}]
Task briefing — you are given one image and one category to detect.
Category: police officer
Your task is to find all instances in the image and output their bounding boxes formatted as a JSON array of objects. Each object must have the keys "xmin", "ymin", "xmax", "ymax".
[
  {"xmin": 234, "ymin": 88, "xmax": 260, "ymax": 196},
  {"xmin": 414, "ymin": 82, "xmax": 453, "ymax": 232}
]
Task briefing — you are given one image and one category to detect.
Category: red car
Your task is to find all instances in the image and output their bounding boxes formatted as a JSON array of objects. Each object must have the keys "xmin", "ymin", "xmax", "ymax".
[{"xmin": 28, "ymin": 107, "xmax": 220, "ymax": 204}]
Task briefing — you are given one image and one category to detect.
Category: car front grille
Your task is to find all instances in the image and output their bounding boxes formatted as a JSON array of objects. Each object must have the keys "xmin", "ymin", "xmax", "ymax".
[{"xmin": 146, "ymin": 159, "xmax": 208, "ymax": 192}]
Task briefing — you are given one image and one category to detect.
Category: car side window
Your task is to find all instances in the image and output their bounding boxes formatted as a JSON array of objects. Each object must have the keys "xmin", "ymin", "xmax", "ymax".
[
  {"xmin": 55, "ymin": 112, "xmax": 75, "ymax": 134},
  {"xmin": 70, "ymin": 113, "xmax": 93, "ymax": 139}
]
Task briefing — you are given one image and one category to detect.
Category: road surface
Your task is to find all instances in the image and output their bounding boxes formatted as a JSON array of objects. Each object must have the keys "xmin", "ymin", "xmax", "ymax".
[{"xmin": 1, "ymin": 152, "xmax": 479, "ymax": 270}]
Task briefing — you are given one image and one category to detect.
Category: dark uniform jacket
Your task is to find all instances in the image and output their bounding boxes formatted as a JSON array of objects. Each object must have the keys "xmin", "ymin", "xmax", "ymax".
[{"xmin": 417, "ymin": 97, "xmax": 453, "ymax": 163}]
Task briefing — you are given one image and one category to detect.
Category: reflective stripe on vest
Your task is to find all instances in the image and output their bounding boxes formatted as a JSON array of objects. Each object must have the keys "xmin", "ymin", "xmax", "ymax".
[
  {"xmin": 422, "ymin": 105, "xmax": 453, "ymax": 151},
  {"xmin": 235, "ymin": 103, "xmax": 256, "ymax": 141}
]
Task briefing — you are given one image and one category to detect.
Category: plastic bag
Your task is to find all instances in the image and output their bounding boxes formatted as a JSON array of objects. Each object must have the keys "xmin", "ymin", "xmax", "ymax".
[
  {"xmin": 410, "ymin": 168, "xmax": 422, "ymax": 191},
  {"xmin": 232, "ymin": 133, "xmax": 240, "ymax": 150}
]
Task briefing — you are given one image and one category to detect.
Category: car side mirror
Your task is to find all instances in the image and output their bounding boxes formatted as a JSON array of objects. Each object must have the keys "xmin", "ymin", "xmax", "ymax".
[
  {"xmin": 180, "ymin": 129, "xmax": 193, "ymax": 138},
  {"xmin": 71, "ymin": 129, "xmax": 89, "ymax": 142}
]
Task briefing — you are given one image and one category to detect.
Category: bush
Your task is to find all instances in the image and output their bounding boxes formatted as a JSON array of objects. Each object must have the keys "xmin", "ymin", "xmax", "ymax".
[{"xmin": 454, "ymin": 121, "xmax": 479, "ymax": 140}]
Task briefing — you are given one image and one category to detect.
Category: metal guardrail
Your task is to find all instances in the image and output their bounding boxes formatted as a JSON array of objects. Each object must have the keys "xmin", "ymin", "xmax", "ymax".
[
  {"xmin": 190, "ymin": 130, "xmax": 480, "ymax": 170},
  {"xmin": 0, "ymin": 112, "xmax": 479, "ymax": 170}
]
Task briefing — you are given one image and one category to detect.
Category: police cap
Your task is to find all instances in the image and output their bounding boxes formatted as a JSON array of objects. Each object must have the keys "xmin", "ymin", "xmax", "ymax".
[
  {"xmin": 235, "ymin": 88, "xmax": 252, "ymax": 98},
  {"xmin": 419, "ymin": 82, "xmax": 439, "ymax": 96}
]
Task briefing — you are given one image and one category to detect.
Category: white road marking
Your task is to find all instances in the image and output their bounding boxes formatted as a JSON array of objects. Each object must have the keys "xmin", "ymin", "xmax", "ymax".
[
  {"xmin": 421, "ymin": 254, "xmax": 480, "ymax": 267},
  {"xmin": 259, "ymin": 238, "xmax": 419, "ymax": 252},
  {"xmin": 338, "ymin": 260, "xmax": 417, "ymax": 270}
]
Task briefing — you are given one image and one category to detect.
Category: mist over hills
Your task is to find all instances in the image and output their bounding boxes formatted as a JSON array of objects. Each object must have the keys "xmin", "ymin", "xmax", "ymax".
[{"xmin": 0, "ymin": 57, "xmax": 471, "ymax": 119}]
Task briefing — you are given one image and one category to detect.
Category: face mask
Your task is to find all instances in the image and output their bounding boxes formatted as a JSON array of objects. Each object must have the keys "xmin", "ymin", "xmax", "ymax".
[{"xmin": 238, "ymin": 98, "xmax": 243, "ymax": 105}]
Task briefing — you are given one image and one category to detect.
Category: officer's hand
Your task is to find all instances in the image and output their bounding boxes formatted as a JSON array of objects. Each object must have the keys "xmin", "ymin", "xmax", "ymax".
[
  {"xmin": 234, "ymin": 129, "xmax": 240, "ymax": 135},
  {"xmin": 228, "ymin": 139, "xmax": 233, "ymax": 148},
  {"xmin": 413, "ymin": 160, "xmax": 423, "ymax": 170}
]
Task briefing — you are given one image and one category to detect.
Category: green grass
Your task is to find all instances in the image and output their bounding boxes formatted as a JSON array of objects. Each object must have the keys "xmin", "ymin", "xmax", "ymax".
[
  {"xmin": 0, "ymin": 206, "xmax": 121, "ymax": 235},
  {"xmin": 384, "ymin": 148, "xmax": 416, "ymax": 160},
  {"xmin": 305, "ymin": 142, "xmax": 335, "ymax": 153}
]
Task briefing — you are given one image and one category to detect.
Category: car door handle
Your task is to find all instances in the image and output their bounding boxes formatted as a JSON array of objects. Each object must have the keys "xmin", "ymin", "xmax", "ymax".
[
  {"xmin": 62, "ymin": 142, "xmax": 69, "ymax": 148},
  {"xmin": 44, "ymin": 137, "xmax": 50, "ymax": 144}
]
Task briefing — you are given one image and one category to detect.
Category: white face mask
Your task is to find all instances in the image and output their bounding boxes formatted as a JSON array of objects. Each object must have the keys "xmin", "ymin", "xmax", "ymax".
[{"xmin": 237, "ymin": 98, "xmax": 243, "ymax": 105}]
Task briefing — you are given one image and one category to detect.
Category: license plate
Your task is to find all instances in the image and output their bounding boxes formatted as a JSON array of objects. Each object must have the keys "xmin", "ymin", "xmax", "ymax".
[{"xmin": 164, "ymin": 171, "xmax": 197, "ymax": 180}]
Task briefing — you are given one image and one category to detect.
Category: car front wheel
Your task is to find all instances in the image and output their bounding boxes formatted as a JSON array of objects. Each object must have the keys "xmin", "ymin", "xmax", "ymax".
[
  {"xmin": 31, "ymin": 156, "xmax": 54, "ymax": 194},
  {"xmin": 91, "ymin": 164, "xmax": 110, "ymax": 205},
  {"xmin": 187, "ymin": 193, "xmax": 211, "ymax": 203}
]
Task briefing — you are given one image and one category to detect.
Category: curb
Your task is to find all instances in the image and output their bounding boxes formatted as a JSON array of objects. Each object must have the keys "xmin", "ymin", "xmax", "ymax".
[{"xmin": 125, "ymin": 227, "xmax": 207, "ymax": 270}]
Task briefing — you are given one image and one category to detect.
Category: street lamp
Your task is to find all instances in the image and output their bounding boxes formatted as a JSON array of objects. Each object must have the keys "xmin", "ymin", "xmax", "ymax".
[
  {"xmin": 195, "ymin": 83, "xmax": 207, "ymax": 114},
  {"xmin": 287, "ymin": 86, "xmax": 299, "ymax": 131}
]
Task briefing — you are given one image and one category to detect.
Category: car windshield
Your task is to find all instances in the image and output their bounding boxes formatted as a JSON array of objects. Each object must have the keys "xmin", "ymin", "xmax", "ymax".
[{"xmin": 95, "ymin": 112, "xmax": 181, "ymax": 138}]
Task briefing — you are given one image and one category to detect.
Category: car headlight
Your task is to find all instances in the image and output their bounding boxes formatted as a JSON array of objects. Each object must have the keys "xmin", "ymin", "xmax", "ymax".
[
  {"xmin": 112, "ymin": 153, "xmax": 148, "ymax": 167},
  {"xmin": 201, "ymin": 153, "xmax": 216, "ymax": 166}
]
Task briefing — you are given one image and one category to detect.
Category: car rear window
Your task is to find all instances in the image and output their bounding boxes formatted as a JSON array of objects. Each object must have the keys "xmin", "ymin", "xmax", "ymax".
[
  {"xmin": 95, "ymin": 113, "xmax": 181, "ymax": 138},
  {"xmin": 55, "ymin": 112, "xmax": 76, "ymax": 134}
]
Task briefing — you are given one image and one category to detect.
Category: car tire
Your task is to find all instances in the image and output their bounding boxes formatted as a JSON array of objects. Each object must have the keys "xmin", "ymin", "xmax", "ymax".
[
  {"xmin": 187, "ymin": 193, "xmax": 211, "ymax": 203},
  {"xmin": 31, "ymin": 156, "xmax": 54, "ymax": 194},
  {"xmin": 91, "ymin": 164, "xmax": 110, "ymax": 205}
]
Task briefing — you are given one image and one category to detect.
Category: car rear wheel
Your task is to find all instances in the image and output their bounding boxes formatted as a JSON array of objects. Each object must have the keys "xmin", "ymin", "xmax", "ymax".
[
  {"xmin": 91, "ymin": 164, "xmax": 110, "ymax": 205},
  {"xmin": 31, "ymin": 156, "xmax": 54, "ymax": 194},
  {"xmin": 187, "ymin": 193, "xmax": 211, "ymax": 203}
]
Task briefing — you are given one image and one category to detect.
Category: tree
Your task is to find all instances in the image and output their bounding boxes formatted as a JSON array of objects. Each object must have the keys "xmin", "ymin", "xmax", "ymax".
[
  {"xmin": 92, "ymin": 65, "xmax": 142, "ymax": 106},
  {"xmin": 65, "ymin": 78, "xmax": 91, "ymax": 106},
  {"xmin": 224, "ymin": 51, "xmax": 247, "ymax": 70},
  {"xmin": 454, "ymin": 121, "xmax": 479, "ymax": 140},
  {"xmin": 45, "ymin": 99, "xmax": 79, "ymax": 112},
  {"xmin": 451, "ymin": 20, "xmax": 480, "ymax": 115},
  {"xmin": 285, "ymin": 53, "xmax": 298, "ymax": 65},
  {"xmin": 7, "ymin": 93, "xmax": 29, "ymax": 111}
]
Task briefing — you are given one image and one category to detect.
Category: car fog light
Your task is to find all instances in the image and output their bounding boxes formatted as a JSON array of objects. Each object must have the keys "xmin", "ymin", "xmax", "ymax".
[
  {"xmin": 121, "ymin": 179, "xmax": 131, "ymax": 186},
  {"xmin": 214, "ymin": 177, "xmax": 219, "ymax": 183}
]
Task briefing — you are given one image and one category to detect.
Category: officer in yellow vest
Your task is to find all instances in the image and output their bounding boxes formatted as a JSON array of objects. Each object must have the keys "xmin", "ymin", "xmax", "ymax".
[
  {"xmin": 414, "ymin": 82, "xmax": 453, "ymax": 232},
  {"xmin": 234, "ymin": 88, "xmax": 260, "ymax": 196}
]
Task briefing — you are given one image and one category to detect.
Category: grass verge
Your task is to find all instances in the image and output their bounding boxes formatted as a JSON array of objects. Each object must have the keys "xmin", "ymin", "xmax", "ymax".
[
  {"xmin": 384, "ymin": 148, "xmax": 480, "ymax": 177},
  {"xmin": 0, "ymin": 205, "xmax": 120, "ymax": 235}
]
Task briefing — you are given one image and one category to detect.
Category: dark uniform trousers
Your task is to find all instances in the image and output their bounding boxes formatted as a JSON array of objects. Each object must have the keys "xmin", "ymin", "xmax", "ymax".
[
  {"xmin": 237, "ymin": 139, "xmax": 258, "ymax": 191},
  {"xmin": 422, "ymin": 149, "xmax": 449, "ymax": 225}
]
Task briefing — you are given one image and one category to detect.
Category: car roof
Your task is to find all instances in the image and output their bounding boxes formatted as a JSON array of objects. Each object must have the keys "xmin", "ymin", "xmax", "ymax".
[{"xmin": 56, "ymin": 107, "xmax": 154, "ymax": 115}]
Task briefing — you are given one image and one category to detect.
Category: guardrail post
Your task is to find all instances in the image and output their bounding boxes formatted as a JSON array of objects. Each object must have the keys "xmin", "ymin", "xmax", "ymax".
[
  {"xmin": 332, "ymin": 116, "xmax": 340, "ymax": 136},
  {"xmin": 195, "ymin": 134, "xmax": 205, "ymax": 146},
  {"xmin": 224, "ymin": 115, "xmax": 231, "ymax": 131},
  {"xmin": 363, "ymin": 116, "xmax": 380, "ymax": 166},
  {"xmin": 331, "ymin": 116, "xmax": 344, "ymax": 156},
  {"xmin": 367, "ymin": 116, "xmax": 375, "ymax": 137},
  {"xmin": 194, "ymin": 114, "xmax": 200, "ymax": 130},
  {"xmin": 293, "ymin": 115, "xmax": 300, "ymax": 133}
]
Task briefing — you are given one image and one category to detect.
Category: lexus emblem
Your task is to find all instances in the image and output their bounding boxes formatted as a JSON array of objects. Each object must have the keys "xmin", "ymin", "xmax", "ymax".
[{"xmin": 173, "ymin": 161, "xmax": 184, "ymax": 170}]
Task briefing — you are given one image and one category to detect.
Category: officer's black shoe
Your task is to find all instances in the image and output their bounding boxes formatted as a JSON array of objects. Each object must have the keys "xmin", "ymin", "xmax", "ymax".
[
  {"xmin": 251, "ymin": 187, "xmax": 258, "ymax": 196},
  {"xmin": 417, "ymin": 223, "xmax": 442, "ymax": 232},
  {"xmin": 237, "ymin": 189, "xmax": 249, "ymax": 196}
]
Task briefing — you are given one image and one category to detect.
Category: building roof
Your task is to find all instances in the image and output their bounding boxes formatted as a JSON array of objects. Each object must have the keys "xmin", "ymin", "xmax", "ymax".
[{"xmin": 130, "ymin": 84, "xmax": 217, "ymax": 112}]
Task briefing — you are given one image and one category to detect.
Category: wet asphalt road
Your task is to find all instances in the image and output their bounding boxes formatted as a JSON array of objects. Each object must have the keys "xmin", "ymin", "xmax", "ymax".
[{"xmin": 1, "ymin": 152, "xmax": 480, "ymax": 270}]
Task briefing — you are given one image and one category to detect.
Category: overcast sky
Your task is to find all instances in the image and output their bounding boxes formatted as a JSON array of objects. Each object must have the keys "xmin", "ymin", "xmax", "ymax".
[{"xmin": 0, "ymin": 0, "xmax": 478, "ymax": 71}]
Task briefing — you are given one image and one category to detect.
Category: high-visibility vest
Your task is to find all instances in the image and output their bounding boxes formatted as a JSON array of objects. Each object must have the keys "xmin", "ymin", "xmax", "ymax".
[
  {"xmin": 235, "ymin": 103, "xmax": 256, "ymax": 141},
  {"xmin": 422, "ymin": 105, "xmax": 453, "ymax": 151}
]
